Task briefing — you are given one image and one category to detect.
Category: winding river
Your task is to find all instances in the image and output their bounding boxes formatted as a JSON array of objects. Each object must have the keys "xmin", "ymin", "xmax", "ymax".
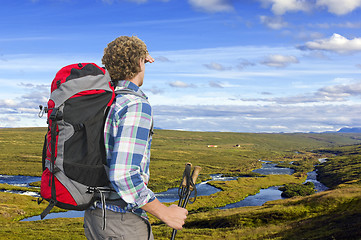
[
  {"xmin": 1, "ymin": 159, "xmax": 328, "ymax": 221},
  {"xmin": 219, "ymin": 159, "xmax": 328, "ymax": 209}
]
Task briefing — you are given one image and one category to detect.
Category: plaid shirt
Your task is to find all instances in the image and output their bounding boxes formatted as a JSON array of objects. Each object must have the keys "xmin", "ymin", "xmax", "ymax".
[{"xmin": 100, "ymin": 80, "xmax": 155, "ymax": 219}]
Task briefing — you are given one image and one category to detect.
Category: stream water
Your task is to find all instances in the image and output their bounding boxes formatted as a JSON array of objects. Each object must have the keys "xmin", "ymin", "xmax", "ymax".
[
  {"xmin": 21, "ymin": 174, "xmax": 231, "ymax": 221},
  {"xmin": 0, "ymin": 175, "xmax": 41, "ymax": 187},
  {"xmin": 219, "ymin": 159, "xmax": 328, "ymax": 210},
  {"xmin": 0, "ymin": 175, "xmax": 41, "ymax": 197},
  {"xmin": 154, "ymin": 174, "xmax": 236, "ymax": 203},
  {"xmin": 218, "ymin": 186, "xmax": 283, "ymax": 209},
  {"xmin": 252, "ymin": 160, "xmax": 294, "ymax": 175},
  {"xmin": 2, "ymin": 159, "xmax": 328, "ymax": 221}
]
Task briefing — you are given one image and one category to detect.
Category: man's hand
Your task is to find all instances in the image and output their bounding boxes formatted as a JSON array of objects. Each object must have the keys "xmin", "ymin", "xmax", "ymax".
[
  {"xmin": 162, "ymin": 204, "xmax": 188, "ymax": 230},
  {"xmin": 141, "ymin": 199, "xmax": 188, "ymax": 230},
  {"xmin": 145, "ymin": 54, "xmax": 155, "ymax": 63}
]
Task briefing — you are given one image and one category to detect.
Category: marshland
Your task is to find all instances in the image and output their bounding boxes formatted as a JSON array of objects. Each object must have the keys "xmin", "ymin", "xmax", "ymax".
[{"xmin": 0, "ymin": 128, "xmax": 360, "ymax": 239}]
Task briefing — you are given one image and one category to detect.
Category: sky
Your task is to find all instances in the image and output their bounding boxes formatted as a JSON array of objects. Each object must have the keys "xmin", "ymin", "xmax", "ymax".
[{"xmin": 0, "ymin": 0, "xmax": 361, "ymax": 133}]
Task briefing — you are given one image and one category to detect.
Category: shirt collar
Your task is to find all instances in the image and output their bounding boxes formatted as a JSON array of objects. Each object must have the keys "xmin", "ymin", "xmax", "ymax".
[{"xmin": 115, "ymin": 80, "xmax": 148, "ymax": 99}]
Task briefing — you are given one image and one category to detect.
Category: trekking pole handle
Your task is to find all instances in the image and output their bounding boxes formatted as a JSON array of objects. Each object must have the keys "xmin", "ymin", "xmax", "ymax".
[
  {"xmin": 182, "ymin": 166, "xmax": 202, "ymax": 207},
  {"xmin": 190, "ymin": 166, "xmax": 201, "ymax": 191},
  {"xmin": 173, "ymin": 166, "xmax": 202, "ymax": 240},
  {"xmin": 181, "ymin": 163, "xmax": 192, "ymax": 187}
]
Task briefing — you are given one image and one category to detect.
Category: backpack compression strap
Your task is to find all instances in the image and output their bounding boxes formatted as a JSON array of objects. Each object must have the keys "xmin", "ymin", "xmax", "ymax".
[{"xmin": 40, "ymin": 108, "xmax": 63, "ymax": 219}]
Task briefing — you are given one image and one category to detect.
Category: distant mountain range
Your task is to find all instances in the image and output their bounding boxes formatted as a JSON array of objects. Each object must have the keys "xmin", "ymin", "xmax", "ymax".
[{"xmin": 337, "ymin": 127, "xmax": 361, "ymax": 133}]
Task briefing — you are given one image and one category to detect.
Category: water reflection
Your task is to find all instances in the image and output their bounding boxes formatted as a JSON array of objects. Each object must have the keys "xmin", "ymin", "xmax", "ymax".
[
  {"xmin": 12, "ymin": 159, "xmax": 329, "ymax": 220},
  {"xmin": 305, "ymin": 171, "xmax": 328, "ymax": 192},
  {"xmin": 252, "ymin": 161, "xmax": 294, "ymax": 175},
  {"xmin": 1, "ymin": 189, "xmax": 39, "ymax": 197},
  {"xmin": 155, "ymin": 174, "xmax": 236, "ymax": 203},
  {"xmin": 0, "ymin": 175, "xmax": 41, "ymax": 187},
  {"xmin": 219, "ymin": 159, "xmax": 328, "ymax": 210},
  {"xmin": 218, "ymin": 186, "xmax": 284, "ymax": 209},
  {"xmin": 22, "ymin": 210, "xmax": 84, "ymax": 221}
]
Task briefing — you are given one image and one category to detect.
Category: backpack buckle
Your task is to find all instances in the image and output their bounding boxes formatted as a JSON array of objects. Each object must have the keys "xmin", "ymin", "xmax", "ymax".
[{"xmin": 50, "ymin": 108, "xmax": 63, "ymax": 121}]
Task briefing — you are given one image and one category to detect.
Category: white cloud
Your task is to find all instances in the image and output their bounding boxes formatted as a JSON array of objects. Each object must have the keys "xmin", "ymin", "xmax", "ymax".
[
  {"xmin": 0, "ymin": 115, "xmax": 20, "ymax": 127},
  {"xmin": 332, "ymin": 77, "xmax": 356, "ymax": 84},
  {"xmin": 0, "ymin": 82, "xmax": 50, "ymax": 128},
  {"xmin": 188, "ymin": 0, "xmax": 234, "ymax": 13},
  {"xmin": 309, "ymin": 22, "xmax": 361, "ymax": 29},
  {"xmin": 145, "ymin": 86, "xmax": 164, "ymax": 95},
  {"xmin": 259, "ymin": 0, "xmax": 311, "ymax": 15},
  {"xmin": 319, "ymin": 81, "xmax": 361, "ymax": 97},
  {"xmin": 273, "ymin": 93, "xmax": 345, "ymax": 104},
  {"xmin": 337, "ymin": 22, "xmax": 361, "ymax": 28},
  {"xmin": 316, "ymin": 0, "xmax": 361, "ymax": 15},
  {"xmin": 153, "ymin": 103, "xmax": 361, "ymax": 132},
  {"xmin": 209, "ymin": 81, "xmax": 223, "ymax": 88},
  {"xmin": 203, "ymin": 62, "xmax": 228, "ymax": 71},
  {"xmin": 260, "ymin": 15, "xmax": 288, "ymax": 29},
  {"xmin": 295, "ymin": 31, "xmax": 324, "ymax": 41},
  {"xmin": 261, "ymin": 54, "xmax": 299, "ymax": 68},
  {"xmin": 237, "ymin": 59, "xmax": 256, "ymax": 70},
  {"xmin": 302, "ymin": 50, "xmax": 330, "ymax": 60},
  {"xmin": 300, "ymin": 33, "xmax": 361, "ymax": 54},
  {"xmin": 259, "ymin": 0, "xmax": 361, "ymax": 15},
  {"xmin": 242, "ymin": 81, "xmax": 361, "ymax": 104},
  {"xmin": 155, "ymin": 56, "xmax": 171, "ymax": 62},
  {"xmin": 169, "ymin": 81, "xmax": 194, "ymax": 88},
  {"xmin": 0, "ymin": 99, "xmax": 17, "ymax": 107}
]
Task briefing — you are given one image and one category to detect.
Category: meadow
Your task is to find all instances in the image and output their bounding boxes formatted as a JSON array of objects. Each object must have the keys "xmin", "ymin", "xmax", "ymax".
[{"xmin": 0, "ymin": 128, "xmax": 361, "ymax": 239}]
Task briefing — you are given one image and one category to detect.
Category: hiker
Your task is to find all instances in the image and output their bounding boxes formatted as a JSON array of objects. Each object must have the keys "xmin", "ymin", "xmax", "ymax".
[{"xmin": 83, "ymin": 36, "xmax": 188, "ymax": 240}]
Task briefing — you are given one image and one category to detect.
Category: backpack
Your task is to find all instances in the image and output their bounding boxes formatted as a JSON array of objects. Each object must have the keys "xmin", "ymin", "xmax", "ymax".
[{"xmin": 39, "ymin": 63, "xmax": 116, "ymax": 219}]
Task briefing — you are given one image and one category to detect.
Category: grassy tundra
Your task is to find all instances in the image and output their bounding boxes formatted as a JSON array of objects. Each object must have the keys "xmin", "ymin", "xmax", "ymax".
[{"xmin": 0, "ymin": 128, "xmax": 361, "ymax": 239}]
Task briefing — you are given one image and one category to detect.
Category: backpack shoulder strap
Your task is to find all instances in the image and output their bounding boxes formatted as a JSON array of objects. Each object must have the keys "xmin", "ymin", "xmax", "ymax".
[{"xmin": 114, "ymin": 89, "xmax": 146, "ymax": 100}]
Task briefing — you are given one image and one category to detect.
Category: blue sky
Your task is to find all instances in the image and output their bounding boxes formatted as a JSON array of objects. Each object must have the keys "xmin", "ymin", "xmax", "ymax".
[{"xmin": 1, "ymin": 0, "xmax": 361, "ymax": 132}]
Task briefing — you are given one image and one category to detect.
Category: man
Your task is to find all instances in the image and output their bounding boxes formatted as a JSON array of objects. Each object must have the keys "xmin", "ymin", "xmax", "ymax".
[{"xmin": 83, "ymin": 36, "xmax": 188, "ymax": 239}]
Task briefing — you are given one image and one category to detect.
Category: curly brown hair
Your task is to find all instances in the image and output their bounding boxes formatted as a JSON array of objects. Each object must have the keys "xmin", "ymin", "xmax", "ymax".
[{"xmin": 102, "ymin": 36, "xmax": 148, "ymax": 81}]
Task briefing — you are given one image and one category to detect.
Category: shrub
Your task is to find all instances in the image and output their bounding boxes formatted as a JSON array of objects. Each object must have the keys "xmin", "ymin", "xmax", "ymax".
[{"xmin": 280, "ymin": 182, "xmax": 315, "ymax": 198}]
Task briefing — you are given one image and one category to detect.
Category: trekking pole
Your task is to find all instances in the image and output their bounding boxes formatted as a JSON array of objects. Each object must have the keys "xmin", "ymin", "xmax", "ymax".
[
  {"xmin": 170, "ymin": 164, "xmax": 202, "ymax": 240},
  {"xmin": 177, "ymin": 163, "xmax": 192, "ymax": 209},
  {"xmin": 182, "ymin": 166, "xmax": 201, "ymax": 209}
]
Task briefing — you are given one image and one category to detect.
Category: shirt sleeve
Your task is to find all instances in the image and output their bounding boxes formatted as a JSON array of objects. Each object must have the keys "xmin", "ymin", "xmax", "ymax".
[{"xmin": 108, "ymin": 98, "xmax": 155, "ymax": 209}]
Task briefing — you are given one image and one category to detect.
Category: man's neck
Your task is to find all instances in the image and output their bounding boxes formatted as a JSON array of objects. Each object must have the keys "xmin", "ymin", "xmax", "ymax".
[{"xmin": 126, "ymin": 73, "xmax": 142, "ymax": 87}]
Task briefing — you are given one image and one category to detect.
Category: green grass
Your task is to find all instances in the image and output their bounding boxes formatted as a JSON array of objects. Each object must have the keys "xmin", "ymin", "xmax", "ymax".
[
  {"xmin": 164, "ymin": 186, "xmax": 361, "ymax": 240},
  {"xmin": 0, "ymin": 128, "xmax": 361, "ymax": 239},
  {"xmin": 316, "ymin": 145, "xmax": 361, "ymax": 188},
  {"xmin": 0, "ymin": 183, "xmax": 40, "ymax": 193},
  {"xmin": 0, "ymin": 128, "xmax": 46, "ymax": 176},
  {"xmin": 279, "ymin": 182, "xmax": 315, "ymax": 198}
]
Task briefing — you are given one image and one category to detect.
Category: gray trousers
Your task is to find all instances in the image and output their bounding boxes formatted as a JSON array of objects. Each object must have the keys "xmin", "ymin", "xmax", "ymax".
[{"xmin": 84, "ymin": 208, "xmax": 154, "ymax": 240}]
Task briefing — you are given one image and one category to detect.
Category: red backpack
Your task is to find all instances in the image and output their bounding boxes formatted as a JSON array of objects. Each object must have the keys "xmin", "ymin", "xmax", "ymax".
[{"xmin": 39, "ymin": 63, "xmax": 115, "ymax": 219}]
